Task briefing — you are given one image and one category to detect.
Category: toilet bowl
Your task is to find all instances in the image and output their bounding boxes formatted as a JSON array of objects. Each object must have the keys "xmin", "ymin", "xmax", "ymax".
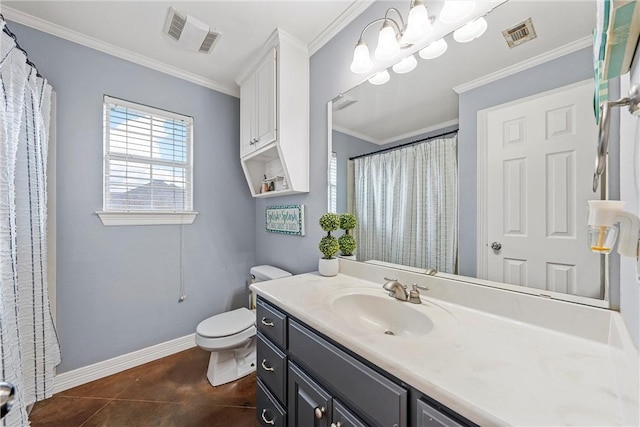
[{"xmin": 195, "ymin": 265, "xmax": 291, "ymax": 387}]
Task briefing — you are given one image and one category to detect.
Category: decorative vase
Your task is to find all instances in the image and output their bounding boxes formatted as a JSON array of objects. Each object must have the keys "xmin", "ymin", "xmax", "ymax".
[{"xmin": 318, "ymin": 257, "xmax": 339, "ymax": 276}]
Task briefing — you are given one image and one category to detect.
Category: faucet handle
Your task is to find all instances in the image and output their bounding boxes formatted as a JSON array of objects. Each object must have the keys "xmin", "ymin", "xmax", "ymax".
[
  {"xmin": 383, "ymin": 277, "xmax": 397, "ymax": 282},
  {"xmin": 413, "ymin": 284, "xmax": 429, "ymax": 291},
  {"xmin": 408, "ymin": 284, "xmax": 422, "ymax": 304}
]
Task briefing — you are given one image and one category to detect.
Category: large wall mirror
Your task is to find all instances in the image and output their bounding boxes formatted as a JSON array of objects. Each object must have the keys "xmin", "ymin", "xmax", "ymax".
[{"xmin": 328, "ymin": 0, "xmax": 614, "ymax": 307}]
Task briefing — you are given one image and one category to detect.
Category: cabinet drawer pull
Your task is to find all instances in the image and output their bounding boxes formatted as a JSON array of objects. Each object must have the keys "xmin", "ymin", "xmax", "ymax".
[
  {"xmin": 314, "ymin": 406, "xmax": 325, "ymax": 419},
  {"xmin": 261, "ymin": 317, "xmax": 275, "ymax": 327},
  {"xmin": 331, "ymin": 423, "xmax": 342, "ymax": 427},
  {"xmin": 261, "ymin": 409, "xmax": 276, "ymax": 425},
  {"xmin": 261, "ymin": 359, "xmax": 275, "ymax": 372}
]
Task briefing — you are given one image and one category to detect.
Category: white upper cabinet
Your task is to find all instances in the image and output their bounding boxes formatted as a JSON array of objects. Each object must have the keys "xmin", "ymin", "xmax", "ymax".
[
  {"xmin": 240, "ymin": 49, "xmax": 276, "ymax": 158},
  {"xmin": 235, "ymin": 28, "xmax": 309, "ymax": 198}
]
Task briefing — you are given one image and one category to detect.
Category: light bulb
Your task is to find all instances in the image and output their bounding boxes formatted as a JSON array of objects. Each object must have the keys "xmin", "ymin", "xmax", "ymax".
[
  {"xmin": 392, "ymin": 55, "xmax": 417, "ymax": 74},
  {"xmin": 350, "ymin": 40, "xmax": 373, "ymax": 74},
  {"xmin": 368, "ymin": 70, "xmax": 391, "ymax": 85},
  {"xmin": 418, "ymin": 38, "xmax": 448, "ymax": 59},
  {"xmin": 439, "ymin": 0, "xmax": 476, "ymax": 24},
  {"xmin": 453, "ymin": 17, "xmax": 488, "ymax": 43},
  {"xmin": 402, "ymin": 1, "xmax": 432, "ymax": 45},
  {"xmin": 374, "ymin": 20, "xmax": 400, "ymax": 60}
]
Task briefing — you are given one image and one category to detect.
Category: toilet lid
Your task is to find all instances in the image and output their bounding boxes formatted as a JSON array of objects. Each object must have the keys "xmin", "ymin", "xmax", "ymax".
[{"xmin": 196, "ymin": 308, "xmax": 255, "ymax": 338}]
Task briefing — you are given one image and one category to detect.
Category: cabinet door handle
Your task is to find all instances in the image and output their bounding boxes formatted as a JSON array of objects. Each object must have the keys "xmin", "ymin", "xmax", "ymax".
[
  {"xmin": 261, "ymin": 359, "xmax": 275, "ymax": 372},
  {"xmin": 261, "ymin": 317, "xmax": 275, "ymax": 327},
  {"xmin": 331, "ymin": 423, "xmax": 342, "ymax": 427},
  {"xmin": 314, "ymin": 406, "xmax": 325, "ymax": 419},
  {"xmin": 261, "ymin": 409, "xmax": 276, "ymax": 425}
]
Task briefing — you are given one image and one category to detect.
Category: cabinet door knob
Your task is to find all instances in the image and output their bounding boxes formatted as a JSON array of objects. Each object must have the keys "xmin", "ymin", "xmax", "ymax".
[
  {"xmin": 261, "ymin": 409, "xmax": 276, "ymax": 425},
  {"xmin": 260, "ymin": 359, "xmax": 275, "ymax": 372},
  {"xmin": 331, "ymin": 423, "xmax": 342, "ymax": 427},
  {"xmin": 314, "ymin": 406, "xmax": 325, "ymax": 419},
  {"xmin": 261, "ymin": 317, "xmax": 275, "ymax": 327}
]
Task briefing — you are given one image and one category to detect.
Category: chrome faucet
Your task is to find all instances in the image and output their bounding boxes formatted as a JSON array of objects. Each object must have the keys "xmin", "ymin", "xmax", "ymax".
[{"xmin": 382, "ymin": 277, "xmax": 409, "ymax": 301}]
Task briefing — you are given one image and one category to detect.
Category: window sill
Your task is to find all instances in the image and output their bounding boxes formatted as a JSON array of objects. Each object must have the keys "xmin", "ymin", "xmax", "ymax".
[{"xmin": 96, "ymin": 211, "xmax": 198, "ymax": 226}]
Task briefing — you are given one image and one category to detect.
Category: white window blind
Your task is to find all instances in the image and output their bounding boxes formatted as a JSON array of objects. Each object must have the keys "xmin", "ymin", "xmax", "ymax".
[
  {"xmin": 328, "ymin": 151, "xmax": 338, "ymax": 213},
  {"xmin": 103, "ymin": 96, "xmax": 193, "ymax": 213}
]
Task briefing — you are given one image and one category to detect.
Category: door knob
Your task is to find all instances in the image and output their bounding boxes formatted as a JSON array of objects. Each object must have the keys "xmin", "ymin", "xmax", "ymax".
[
  {"xmin": 491, "ymin": 242, "xmax": 502, "ymax": 251},
  {"xmin": 0, "ymin": 382, "xmax": 16, "ymax": 420}
]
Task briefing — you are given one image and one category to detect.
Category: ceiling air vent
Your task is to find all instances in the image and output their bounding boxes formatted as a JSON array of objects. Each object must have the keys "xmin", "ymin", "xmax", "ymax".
[
  {"xmin": 333, "ymin": 95, "xmax": 358, "ymax": 111},
  {"xmin": 163, "ymin": 7, "xmax": 221, "ymax": 54},
  {"xmin": 502, "ymin": 18, "xmax": 537, "ymax": 49}
]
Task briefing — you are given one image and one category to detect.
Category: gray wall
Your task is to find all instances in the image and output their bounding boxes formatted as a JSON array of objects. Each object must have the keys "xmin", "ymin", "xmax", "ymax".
[
  {"xmin": 9, "ymin": 22, "xmax": 256, "ymax": 373},
  {"xmin": 332, "ymin": 131, "xmax": 378, "ymax": 213}
]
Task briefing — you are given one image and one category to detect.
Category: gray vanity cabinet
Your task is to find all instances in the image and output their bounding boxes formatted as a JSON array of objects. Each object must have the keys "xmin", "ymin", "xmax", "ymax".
[{"xmin": 255, "ymin": 296, "xmax": 473, "ymax": 427}]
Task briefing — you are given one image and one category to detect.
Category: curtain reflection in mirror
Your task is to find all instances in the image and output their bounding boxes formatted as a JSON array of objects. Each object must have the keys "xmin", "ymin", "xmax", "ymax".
[{"xmin": 353, "ymin": 134, "xmax": 458, "ymax": 272}]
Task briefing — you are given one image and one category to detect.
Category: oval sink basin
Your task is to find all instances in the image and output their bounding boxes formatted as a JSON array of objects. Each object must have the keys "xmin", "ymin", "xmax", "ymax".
[{"xmin": 330, "ymin": 292, "xmax": 434, "ymax": 337}]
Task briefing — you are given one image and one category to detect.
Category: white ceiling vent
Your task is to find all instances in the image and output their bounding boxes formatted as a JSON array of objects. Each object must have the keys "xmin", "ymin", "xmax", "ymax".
[
  {"xmin": 333, "ymin": 95, "xmax": 358, "ymax": 111},
  {"xmin": 502, "ymin": 18, "xmax": 537, "ymax": 49},
  {"xmin": 163, "ymin": 7, "xmax": 221, "ymax": 54}
]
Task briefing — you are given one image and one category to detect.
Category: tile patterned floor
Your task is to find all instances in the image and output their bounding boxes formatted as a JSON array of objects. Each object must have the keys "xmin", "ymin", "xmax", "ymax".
[{"xmin": 29, "ymin": 347, "xmax": 260, "ymax": 427}]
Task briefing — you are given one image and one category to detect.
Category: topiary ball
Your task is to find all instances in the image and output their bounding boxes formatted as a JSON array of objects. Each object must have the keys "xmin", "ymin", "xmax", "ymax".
[
  {"xmin": 339, "ymin": 213, "xmax": 357, "ymax": 231},
  {"xmin": 338, "ymin": 234, "xmax": 357, "ymax": 256},
  {"xmin": 319, "ymin": 235, "xmax": 340, "ymax": 259},
  {"xmin": 319, "ymin": 213, "xmax": 340, "ymax": 232}
]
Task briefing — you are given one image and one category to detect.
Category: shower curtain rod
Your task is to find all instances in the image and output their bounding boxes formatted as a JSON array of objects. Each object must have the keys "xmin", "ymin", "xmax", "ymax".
[
  {"xmin": 0, "ymin": 14, "xmax": 42, "ymax": 78},
  {"xmin": 349, "ymin": 129, "xmax": 458, "ymax": 161}
]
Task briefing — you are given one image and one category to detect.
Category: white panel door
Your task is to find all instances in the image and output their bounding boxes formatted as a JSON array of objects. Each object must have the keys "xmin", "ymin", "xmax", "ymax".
[
  {"xmin": 255, "ymin": 48, "xmax": 277, "ymax": 148},
  {"xmin": 485, "ymin": 81, "xmax": 601, "ymax": 298},
  {"xmin": 239, "ymin": 75, "xmax": 256, "ymax": 158}
]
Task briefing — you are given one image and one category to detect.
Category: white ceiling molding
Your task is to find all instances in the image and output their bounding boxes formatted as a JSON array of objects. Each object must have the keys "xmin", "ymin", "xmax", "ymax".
[
  {"xmin": 308, "ymin": 0, "xmax": 376, "ymax": 56},
  {"xmin": 377, "ymin": 119, "xmax": 460, "ymax": 145},
  {"xmin": 1, "ymin": 5, "xmax": 240, "ymax": 98},
  {"xmin": 453, "ymin": 35, "xmax": 593, "ymax": 94},
  {"xmin": 332, "ymin": 124, "xmax": 380, "ymax": 144},
  {"xmin": 333, "ymin": 118, "xmax": 460, "ymax": 146}
]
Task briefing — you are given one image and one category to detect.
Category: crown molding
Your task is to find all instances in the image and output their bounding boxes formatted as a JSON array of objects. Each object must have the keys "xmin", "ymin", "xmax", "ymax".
[
  {"xmin": 1, "ymin": 6, "xmax": 240, "ymax": 98},
  {"xmin": 332, "ymin": 124, "xmax": 380, "ymax": 144},
  {"xmin": 453, "ymin": 36, "xmax": 593, "ymax": 94},
  {"xmin": 308, "ymin": 0, "xmax": 376, "ymax": 56},
  {"xmin": 378, "ymin": 119, "xmax": 459, "ymax": 145}
]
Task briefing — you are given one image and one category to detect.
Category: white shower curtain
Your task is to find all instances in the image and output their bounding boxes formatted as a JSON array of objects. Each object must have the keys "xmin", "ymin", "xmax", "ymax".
[
  {"xmin": 354, "ymin": 134, "xmax": 458, "ymax": 272},
  {"xmin": 0, "ymin": 20, "xmax": 60, "ymax": 426}
]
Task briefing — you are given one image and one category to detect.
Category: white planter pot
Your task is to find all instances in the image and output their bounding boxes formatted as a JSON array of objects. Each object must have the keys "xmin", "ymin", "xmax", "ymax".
[
  {"xmin": 340, "ymin": 255, "xmax": 356, "ymax": 260},
  {"xmin": 318, "ymin": 257, "xmax": 339, "ymax": 276}
]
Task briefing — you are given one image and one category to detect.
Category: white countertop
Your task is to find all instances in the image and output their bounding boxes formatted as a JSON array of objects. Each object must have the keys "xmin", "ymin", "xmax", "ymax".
[{"xmin": 250, "ymin": 264, "xmax": 639, "ymax": 426}]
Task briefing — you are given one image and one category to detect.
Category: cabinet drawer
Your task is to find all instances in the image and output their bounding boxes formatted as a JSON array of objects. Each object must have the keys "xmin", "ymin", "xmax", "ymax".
[
  {"xmin": 256, "ymin": 298, "xmax": 287, "ymax": 349},
  {"xmin": 333, "ymin": 399, "xmax": 367, "ymax": 427},
  {"xmin": 257, "ymin": 378, "xmax": 287, "ymax": 427},
  {"xmin": 257, "ymin": 333, "xmax": 287, "ymax": 405},
  {"xmin": 416, "ymin": 399, "xmax": 464, "ymax": 427},
  {"xmin": 289, "ymin": 320, "xmax": 407, "ymax": 427}
]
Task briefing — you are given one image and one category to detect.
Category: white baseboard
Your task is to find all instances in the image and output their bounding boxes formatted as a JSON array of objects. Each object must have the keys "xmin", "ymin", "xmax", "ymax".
[{"xmin": 53, "ymin": 333, "xmax": 197, "ymax": 394}]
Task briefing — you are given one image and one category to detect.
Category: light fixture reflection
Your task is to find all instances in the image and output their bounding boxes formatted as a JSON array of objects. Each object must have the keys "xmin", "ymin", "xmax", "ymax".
[
  {"xmin": 402, "ymin": 0, "xmax": 432, "ymax": 45},
  {"xmin": 392, "ymin": 55, "xmax": 417, "ymax": 74},
  {"xmin": 453, "ymin": 17, "xmax": 488, "ymax": 43},
  {"xmin": 418, "ymin": 38, "xmax": 448, "ymax": 59},
  {"xmin": 440, "ymin": 0, "xmax": 476, "ymax": 24},
  {"xmin": 374, "ymin": 20, "xmax": 401, "ymax": 60},
  {"xmin": 368, "ymin": 70, "xmax": 391, "ymax": 85},
  {"xmin": 350, "ymin": 40, "xmax": 373, "ymax": 74}
]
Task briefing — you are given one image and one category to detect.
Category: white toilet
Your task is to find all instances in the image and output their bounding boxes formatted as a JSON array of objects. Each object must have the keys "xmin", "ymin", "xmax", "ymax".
[{"xmin": 195, "ymin": 265, "xmax": 291, "ymax": 386}]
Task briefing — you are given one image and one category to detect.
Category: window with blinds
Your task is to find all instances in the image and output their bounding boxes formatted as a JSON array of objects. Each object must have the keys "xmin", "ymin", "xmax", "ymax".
[
  {"xmin": 328, "ymin": 151, "xmax": 338, "ymax": 213},
  {"xmin": 103, "ymin": 96, "xmax": 193, "ymax": 213}
]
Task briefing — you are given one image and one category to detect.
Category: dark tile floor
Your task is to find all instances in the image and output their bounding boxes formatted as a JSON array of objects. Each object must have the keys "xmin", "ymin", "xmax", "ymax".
[{"xmin": 29, "ymin": 347, "xmax": 261, "ymax": 427}]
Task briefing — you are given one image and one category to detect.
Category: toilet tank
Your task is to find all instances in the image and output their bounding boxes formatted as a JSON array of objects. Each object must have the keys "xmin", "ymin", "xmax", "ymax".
[{"xmin": 250, "ymin": 265, "xmax": 292, "ymax": 282}]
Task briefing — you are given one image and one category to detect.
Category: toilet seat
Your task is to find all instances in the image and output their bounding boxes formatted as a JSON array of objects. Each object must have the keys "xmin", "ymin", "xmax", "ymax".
[
  {"xmin": 196, "ymin": 307, "xmax": 255, "ymax": 338},
  {"xmin": 195, "ymin": 307, "xmax": 257, "ymax": 351}
]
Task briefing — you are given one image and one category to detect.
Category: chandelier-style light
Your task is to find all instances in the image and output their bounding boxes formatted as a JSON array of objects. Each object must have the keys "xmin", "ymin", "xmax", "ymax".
[{"xmin": 349, "ymin": 0, "xmax": 487, "ymax": 85}]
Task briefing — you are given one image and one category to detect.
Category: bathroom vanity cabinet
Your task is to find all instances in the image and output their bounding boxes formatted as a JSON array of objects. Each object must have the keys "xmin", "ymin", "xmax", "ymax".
[{"xmin": 255, "ymin": 297, "xmax": 472, "ymax": 427}]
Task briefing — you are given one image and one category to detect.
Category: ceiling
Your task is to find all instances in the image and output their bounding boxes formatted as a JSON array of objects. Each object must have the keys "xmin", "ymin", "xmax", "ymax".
[
  {"xmin": 332, "ymin": 0, "xmax": 596, "ymax": 144},
  {"xmin": 2, "ymin": 0, "xmax": 370, "ymax": 96}
]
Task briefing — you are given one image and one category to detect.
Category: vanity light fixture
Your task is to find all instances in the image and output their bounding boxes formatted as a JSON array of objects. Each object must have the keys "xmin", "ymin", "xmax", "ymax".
[
  {"xmin": 439, "ymin": 0, "xmax": 476, "ymax": 24},
  {"xmin": 392, "ymin": 55, "xmax": 418, "ymax": 74},
  {"xmin": 453, "ymin": 17, "xmax": 488, "ymax": 43},
  {"xmin": 349, "ymin": 0, "xmax": 432, "ymax": 74},
  {"xmin": 419, "ymin": 38, "xmax": 448, "ymax": 59},
  {"xmin": 368, "ymin": 70, "xmax": 391, "ymax": 85}
]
